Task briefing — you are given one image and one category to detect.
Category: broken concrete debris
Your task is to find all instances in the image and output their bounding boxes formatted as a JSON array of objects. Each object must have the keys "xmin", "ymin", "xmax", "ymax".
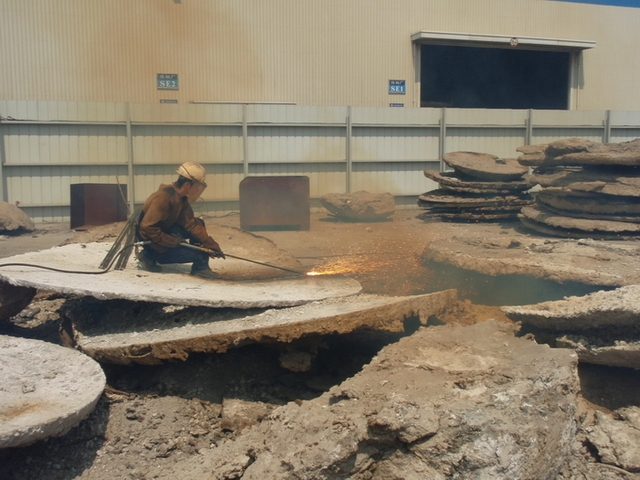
[
  {"xmin": 556, "ymin": 335, "xmax": 640, "ymax": 371},
  {"xmin": 3, "ymin": 207, "xmax": 640, "ymax": 479},
  {"xmin": 0, "ymin": 280, "xmax": 36, "ymax": 321},
  {"xmin": 0, "ymin": 201, "xmax": 35, "ymax": 234},
  {"xmin": 501, "ymin": 285, "xmax": 640, "ymax": 370},
  {"xmin": 320, "ymin": 191, "xmax": 395, "ymax": 221},
  {"xmin": 0, "ymin": 335, "xmax": 106, "ymax": 449},
  {"xmin": 518, "ymin": 138, "xmax": 640, "ymax": 239},
  {"xmin": 586, "ymin": 407, "xmax": 640, "ymax": 473},
  {"xmin": 515, "ymin": 143, "xmax": 548, "ymax": 166},
  {"xmin": 67, "ymin": 290, "xmax": 458, "ymax": 365},
  {"xmin": 418, "ymin": 152, "xmax": 533, "ymax": 222},
  {"xmin": 220, "ymin": 398, "xmax": 276, "ymax": 433},
  {"xmin": 162, "ymin": 320, "xmax": 580, "ymax": 480}
]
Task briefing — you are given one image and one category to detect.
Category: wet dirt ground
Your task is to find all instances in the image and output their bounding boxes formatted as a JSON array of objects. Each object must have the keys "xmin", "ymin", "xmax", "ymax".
[{"xmin": 1, "ymin": 209, "xmax": 640, "ymax": 479}]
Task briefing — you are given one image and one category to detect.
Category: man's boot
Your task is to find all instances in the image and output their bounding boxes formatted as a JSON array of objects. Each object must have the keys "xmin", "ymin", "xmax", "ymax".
[
  {"xmin": 190, "ymin": 267, "xmax": 221, "ymax": 280},
  {"xmin": 136, "ymin": 250, "xmax": 162, "ymax": 273}
]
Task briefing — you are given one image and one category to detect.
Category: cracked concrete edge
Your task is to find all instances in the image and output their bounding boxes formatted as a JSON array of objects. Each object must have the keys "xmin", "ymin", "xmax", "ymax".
[
  {"xmin": 73, "ymin": 290, "xmax": 458, "ymax": 365},
  {"xmin": 556, "ymin": 336, "xmax": 640, "ymax": 370},
  {"xmin": 501, "ymin": 284, "xmax": 640, "ymax": 330},
  {"xmin": 421, "ymin": 247, "xmax": 625, "ymax": 287},
  {"xmin": 0, "ymin": 272, "xmax": 364, "ymax": 309}
]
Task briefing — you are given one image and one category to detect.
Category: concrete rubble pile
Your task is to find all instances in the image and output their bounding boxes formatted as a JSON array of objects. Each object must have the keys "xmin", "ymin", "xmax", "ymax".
[
  {"xmin": 320, "ymin": 191, "xmax": 395, "ymax": 222},
  {"xmin": 418, "ymin": 151, "xmax": 533, "ymax": 222},
  {"xmin": 501, "ymin": 284, "xmax": 640, "ymax": 371},
  {"xmin": 0, "ymin": 201, "xmax": 35, "ymax": 234},
  {"xmin": 502, "ymin": 286, "xmax": 640, "ymax": 473},
  {"xmin": 517, "ymin": 137, "xmax": 640, "ymax": 239},
  {"xmin": 163, "ymin": 320, "xmax": 581, "ymax": 480}
]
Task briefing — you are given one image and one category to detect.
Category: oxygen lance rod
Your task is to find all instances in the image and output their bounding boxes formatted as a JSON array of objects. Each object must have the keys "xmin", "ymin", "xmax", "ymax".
[
  {"xmin": 180, "ymin": 242, "xmax": 305, "ymax": 276},
  {"xmin": 132, "ymin": 241, "xmax": 304, "ymax": 276}
]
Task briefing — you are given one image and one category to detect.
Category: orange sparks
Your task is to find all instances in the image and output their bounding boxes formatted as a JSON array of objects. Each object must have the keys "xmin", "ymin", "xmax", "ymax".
[{"xmin": 304, "ymin": 256, "xmax": 404, "ymax": 277}]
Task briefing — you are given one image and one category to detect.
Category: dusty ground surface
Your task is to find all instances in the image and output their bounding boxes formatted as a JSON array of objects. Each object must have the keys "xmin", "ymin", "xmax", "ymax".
[{"xmin": 1, "ymin": 209, "xmax": 640, "ymax": 479}]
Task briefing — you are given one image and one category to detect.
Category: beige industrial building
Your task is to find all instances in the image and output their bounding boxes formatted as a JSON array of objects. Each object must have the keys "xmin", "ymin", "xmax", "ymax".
[
  {"xmin": 1, "ymin": 0, "xmax": 640, "ymax": 110},
  {"xmin": 1, "ymin": 0, "xmax": 640, "ymax": 222}
]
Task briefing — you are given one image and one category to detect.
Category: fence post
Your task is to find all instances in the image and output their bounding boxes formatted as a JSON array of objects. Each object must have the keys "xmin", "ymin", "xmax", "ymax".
[
  {"xmin": 0, "ymin": 125, "xmax": 5, "ymax": 202},
  {"xmin": 346, "ymin": 106, "xmax": 352, "ymax": 193},
  {"xmin": 604, "ymin": 110, "xmax": 611, "ymax": 143},
  {"xmin": 242, "ymin": 103, "xmax": 249, "ymax": 177},
  {"xmin": 526, "ymin": 109, "xmax": 533, "ymax": 146},
  {"xmin": 125, "ymin": 103, "xmax": 135, "ymax": 215},
  {"xmin": 439, "ymin": 107, "xmax": 447, "ymax": 172}
]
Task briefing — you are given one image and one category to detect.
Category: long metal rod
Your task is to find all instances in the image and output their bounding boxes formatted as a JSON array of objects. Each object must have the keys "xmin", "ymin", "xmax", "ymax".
[
  {"xmin": 135, "ymin": 241, "xmax": 304, "ymax": 275},
  {"xmin": 180, "ymin": 242, "xmax": 304, "ymax": 275}
]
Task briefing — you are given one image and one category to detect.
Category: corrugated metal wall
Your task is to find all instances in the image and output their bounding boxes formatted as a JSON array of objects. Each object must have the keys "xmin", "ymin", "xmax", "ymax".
[
  {"xmin": 2, "ymin": 0, "xmax": 640, "ymax": 110},
  {"xmin": 2, "ymin": 100, "xmax": 638, "ymax": 222}
]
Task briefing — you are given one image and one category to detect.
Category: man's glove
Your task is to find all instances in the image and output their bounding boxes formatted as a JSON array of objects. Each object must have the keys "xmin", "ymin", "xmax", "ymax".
[
  {"xmin": 210, "ymin": 249, "xmax": 225, "ymax": 260},
  {"xmin": 203, "ymin": 237, "xmax": 225, "ymax": 259}
]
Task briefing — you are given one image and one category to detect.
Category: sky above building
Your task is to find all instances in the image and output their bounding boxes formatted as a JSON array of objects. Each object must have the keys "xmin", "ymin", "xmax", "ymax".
[{"xmin": 557, "ymin": 0, "xmax": 640, "ymax": 6}]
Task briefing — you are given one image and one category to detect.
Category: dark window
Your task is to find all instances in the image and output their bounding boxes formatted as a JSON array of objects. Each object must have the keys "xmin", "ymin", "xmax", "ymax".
[{"xmin": 420, "ymin": 44, "xmax": 570, "ymax": 109}]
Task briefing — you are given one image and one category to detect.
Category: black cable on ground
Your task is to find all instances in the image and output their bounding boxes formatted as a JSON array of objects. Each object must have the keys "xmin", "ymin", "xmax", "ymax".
[{"xmin": 0, "ymin": 243, "xmax": 138, "ymax": 275}]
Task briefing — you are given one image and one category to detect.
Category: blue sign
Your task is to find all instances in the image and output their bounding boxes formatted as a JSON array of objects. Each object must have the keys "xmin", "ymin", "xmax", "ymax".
[
  {"xmin": 157, "ymin": 74, "xmax": 179, "ymax": 90},
  {"xmin": 390, "ymin": 103, "xmax": 404, "ymax": 107},
  {"xmin": 389, "ymin": 80, "xmax": 406, "ymax": 94}
]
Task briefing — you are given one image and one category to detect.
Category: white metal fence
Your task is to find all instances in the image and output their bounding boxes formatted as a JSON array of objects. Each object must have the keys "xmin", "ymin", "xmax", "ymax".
[{"xmin": 1, "ymin": 101, "xmax": 639, "ymax": 222}]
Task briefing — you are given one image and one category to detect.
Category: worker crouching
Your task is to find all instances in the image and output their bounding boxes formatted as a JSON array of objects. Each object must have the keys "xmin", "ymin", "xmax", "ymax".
[{"xmin": 135, "ymin": 162, "xmax": 225, "ymax": 280}]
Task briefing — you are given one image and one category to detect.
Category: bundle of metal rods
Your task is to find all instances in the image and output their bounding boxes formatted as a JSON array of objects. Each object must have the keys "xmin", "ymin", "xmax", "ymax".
[{"xmin": 99, "ymin": 209, "xmax": 140, "ymax": 270}]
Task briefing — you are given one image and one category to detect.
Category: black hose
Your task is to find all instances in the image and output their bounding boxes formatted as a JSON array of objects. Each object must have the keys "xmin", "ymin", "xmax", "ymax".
[{"xmin": 0, "ymin": 243, "xmax": 137, "ymax": 275}]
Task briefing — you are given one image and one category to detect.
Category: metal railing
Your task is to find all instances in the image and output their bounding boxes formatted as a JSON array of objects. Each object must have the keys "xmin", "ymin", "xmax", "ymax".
[{"xmin": 1, "ymin": 101, "xmax": 639, "ymax": 222}]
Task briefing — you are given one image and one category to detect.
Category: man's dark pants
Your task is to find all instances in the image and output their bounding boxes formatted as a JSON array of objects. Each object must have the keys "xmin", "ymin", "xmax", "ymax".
[{"xmin": 137, "ymin": 220, "xmax": 210, "ymax": 272}]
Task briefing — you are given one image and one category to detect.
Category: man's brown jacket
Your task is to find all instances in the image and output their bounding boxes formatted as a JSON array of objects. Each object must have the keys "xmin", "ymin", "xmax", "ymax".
[{"xmin": 138, "ymin": 184, "xmax": 220, "ymax": 253}]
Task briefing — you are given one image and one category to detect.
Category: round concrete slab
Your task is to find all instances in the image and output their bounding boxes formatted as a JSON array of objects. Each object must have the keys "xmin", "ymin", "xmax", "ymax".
[
  {"xmin": 418, "ymin": 189, "xmax": 533, "ymax": 208},
  {"xmin": 531, "ymin": 168, "xmax": 640, "ymax": 197},
  {"xmin": 423, "ymin": 170, "xmax": 532, "ymax": 194},
  {"xmin": 442, "ymin": 152, "xmax": 528, "ymax": 181},
  {"xmin": 0, "ymin": 243, "xmax": 362, "ymax": 309},
  {"xmin": 542, "ymin": 138, "xmax": 640, "ymax": 166},
  {"xmin": 520, "ymin": 206, "xmax": 640, "ymax": 235},
  {"xmin": 0, "ymin": 335, "xmax": 106, "ymax": 448},
  {"xmin": 536, "ymin": 189, "xmax": 640, "ymax": 218}
]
